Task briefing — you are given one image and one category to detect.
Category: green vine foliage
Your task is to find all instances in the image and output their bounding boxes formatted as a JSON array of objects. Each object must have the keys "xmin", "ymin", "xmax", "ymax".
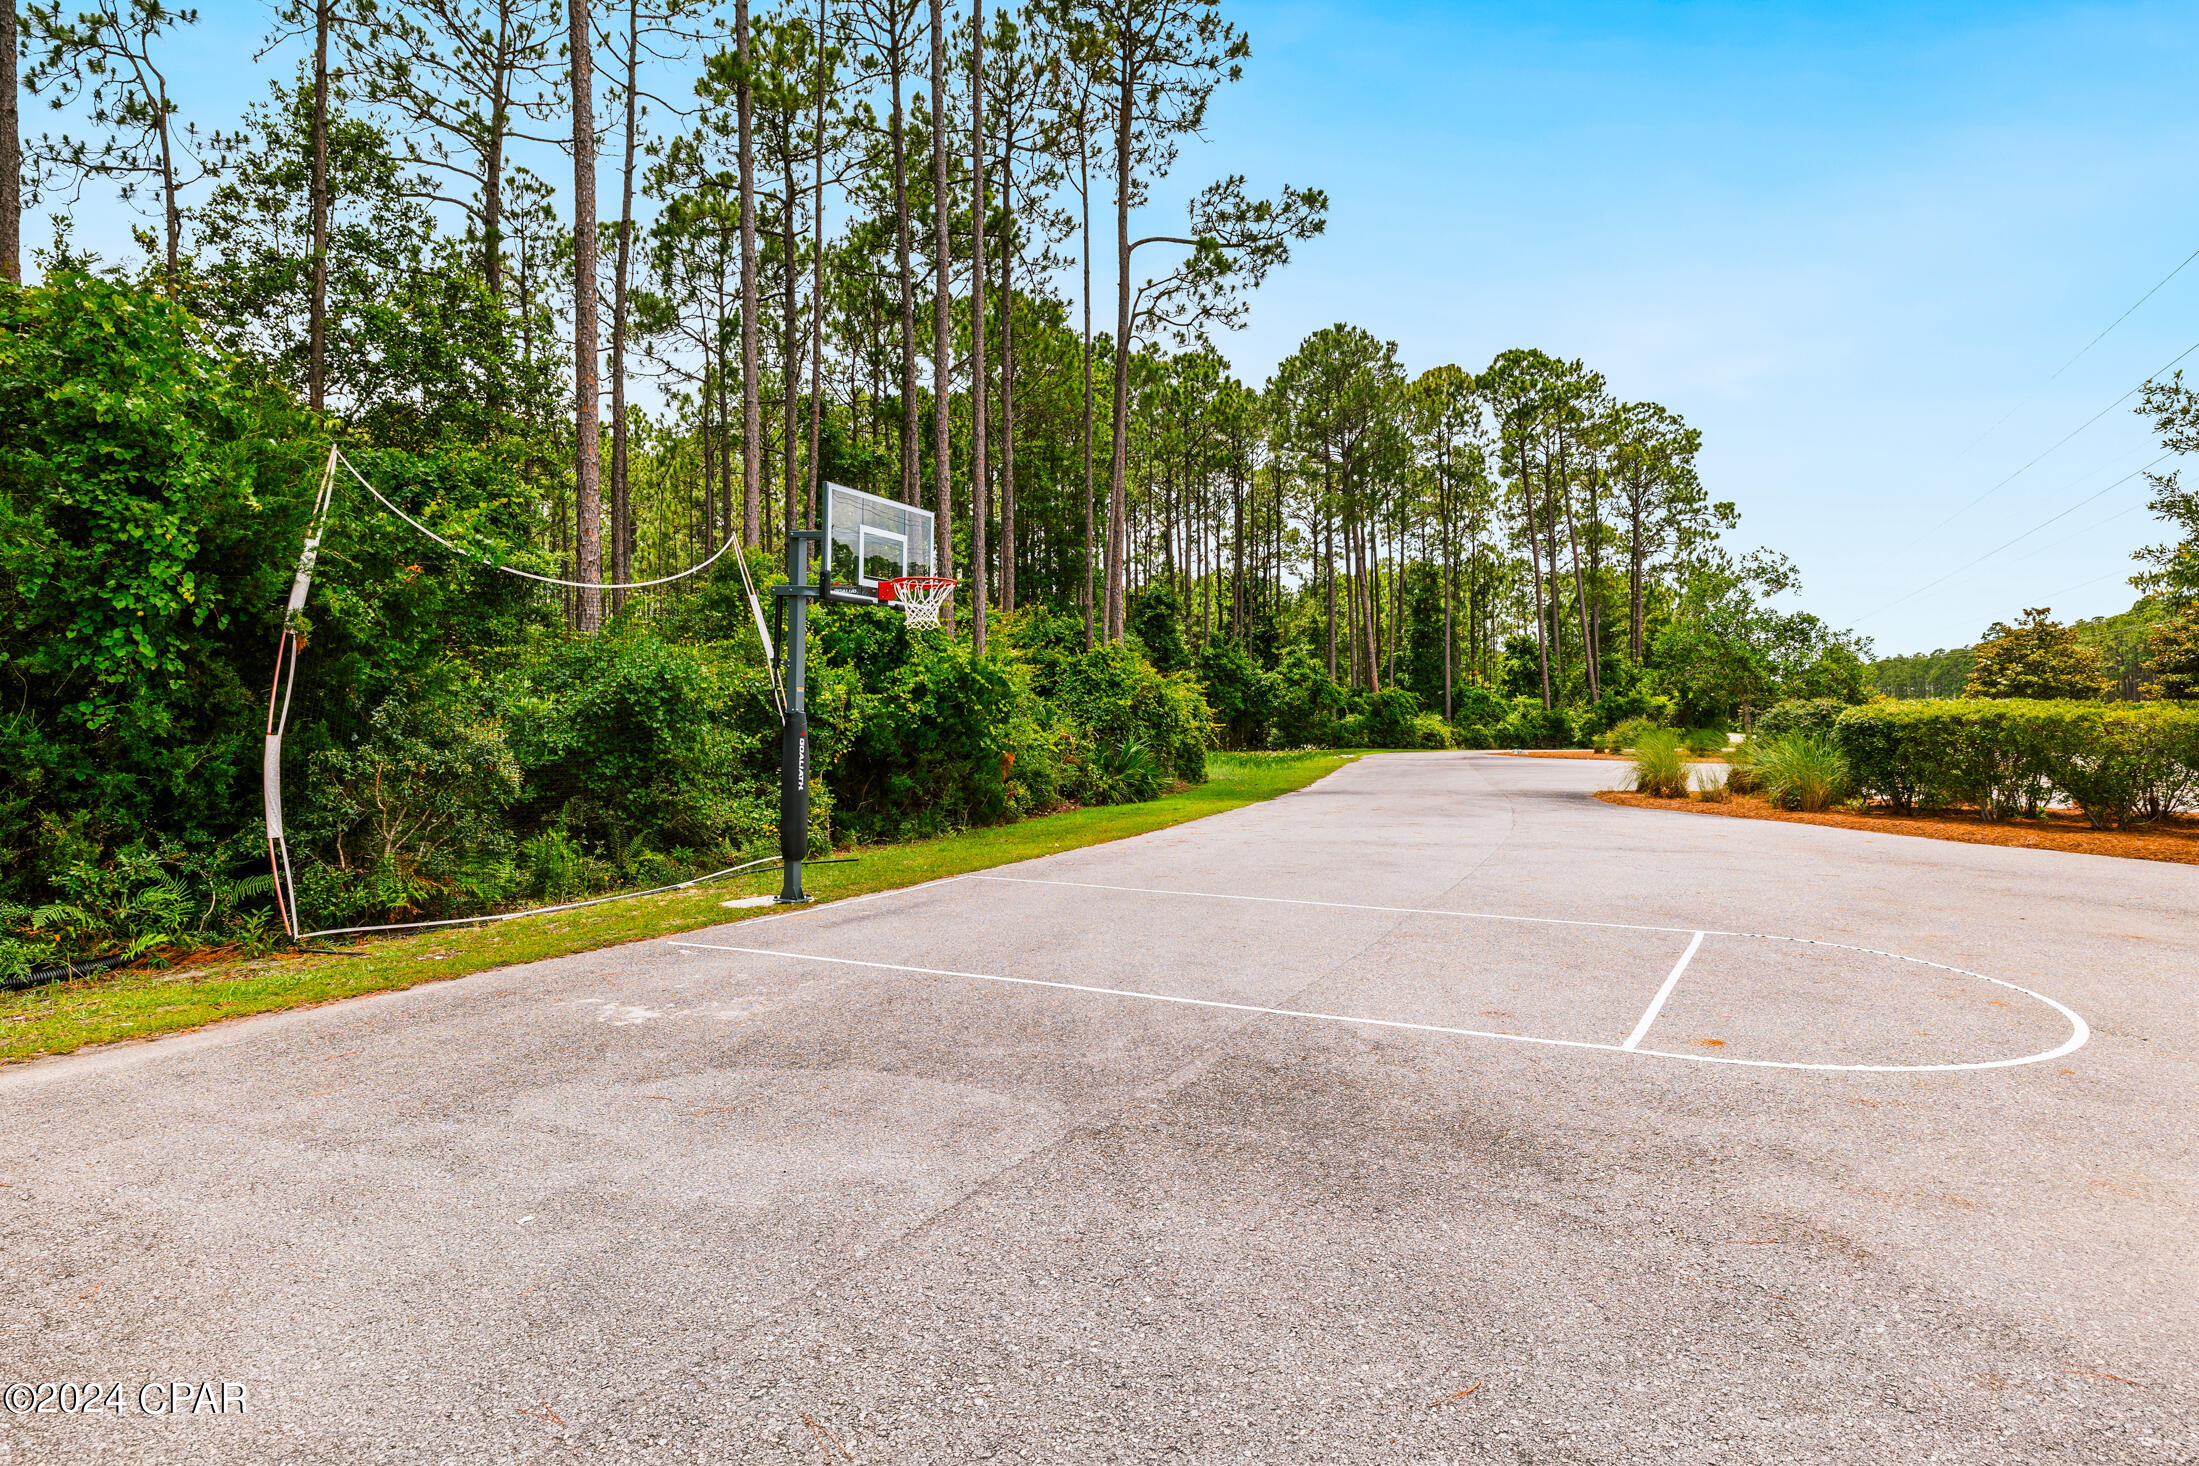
[{"xmin": 1, "ymin": 271, "xmax": 320, "ymax": 905}]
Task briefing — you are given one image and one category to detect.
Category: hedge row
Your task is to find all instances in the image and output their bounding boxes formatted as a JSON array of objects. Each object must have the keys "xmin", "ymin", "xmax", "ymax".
[{"xmin": 1827, "ymin": 699, "xmax": 2199, "ymax": 828}]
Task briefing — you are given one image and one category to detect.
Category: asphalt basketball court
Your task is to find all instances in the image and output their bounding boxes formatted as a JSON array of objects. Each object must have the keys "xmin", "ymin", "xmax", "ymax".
[{"xmin": 4, "ymin": 751, "xmax": 2191, "ymax": 1464}]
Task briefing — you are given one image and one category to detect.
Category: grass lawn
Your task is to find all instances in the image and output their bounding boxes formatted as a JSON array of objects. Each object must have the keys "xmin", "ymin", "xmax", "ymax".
[{"xmin": 0, "ymin": 750, "xmax": 1363, "ymax": 1066}]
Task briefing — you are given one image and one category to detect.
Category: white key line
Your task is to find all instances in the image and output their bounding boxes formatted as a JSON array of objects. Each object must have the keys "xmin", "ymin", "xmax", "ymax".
[
  {"xmin": 1621, "ymin": 930, "xmax": 1706, "ymax": 1051},
  {"xmin": 663, "ymin": 941, "xmax": 2091, "ymax": 1074}
]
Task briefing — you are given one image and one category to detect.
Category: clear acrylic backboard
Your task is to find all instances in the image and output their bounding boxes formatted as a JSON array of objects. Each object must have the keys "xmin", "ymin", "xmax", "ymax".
[{"xmin": 821, "ymin": 482, "xmax": 935, "ymax": 604}]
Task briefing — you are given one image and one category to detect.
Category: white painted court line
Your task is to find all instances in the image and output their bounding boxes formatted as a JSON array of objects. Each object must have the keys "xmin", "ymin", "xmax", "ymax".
[
  {"xmin": 663, "ymin": 940, "xmax": 2091, "ymax": 1075},
  {"xmin": 1621, "ymin": 930, "xmax": 1706, "ymax": 1051},
  {"xmin": 969, "ymin": 874, "xmax": 1707, "ymax": 936}
]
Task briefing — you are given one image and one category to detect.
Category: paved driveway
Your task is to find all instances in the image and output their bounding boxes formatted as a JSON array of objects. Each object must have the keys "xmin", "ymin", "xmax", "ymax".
[{"xmin": 4, "ymin": 752, "xmax": 2193, "ymax": 1464}]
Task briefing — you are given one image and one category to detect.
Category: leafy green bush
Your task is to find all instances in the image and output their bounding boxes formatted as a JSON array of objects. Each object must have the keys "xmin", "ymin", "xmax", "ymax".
[
  {"xmin": 1494, "ymin": 700, "xmax": 1576, "ymax": 749},
  {"xmin": 833, "ymin": 636, "xmax": 1028, "ymax": 839},
  {"xmin": 1754, "ymin": 734, "xmax": 1850, "ymax": 812},
  {"xmin": 1042, "ymin": 640, "xmax": 1211, "ymax": 791},
  {"xmin": 1996, "ymin": 702, "xmax": 2199, "ymax": 829},
  {"xmin": 0, "ymin": 271, "xmax": 323, "ymax": 901},
  {"xmin": 1267, "ymin": 645, "xmax": 1350, "ymax": 748},
  {"xmin": 1126, "ymin": 581, "xmax": 1190, "ymax": 674},
  {"xmin": 1579, "ymin": 681, "xmax": 1671, "ymax": 736},
  {"xmin": 1594, "ymin": 716, "xmax": 1659, "ymax": 754},
  {"xmin": 1449, "ymin": 682, "xmax": 1510, "ymax": 729},
  {"xmin": 509, "ymin": 627, "xmax": 784, "ymax": 854},
  {"xmin": 1196, "ymin": 638, "xmax": 1274, "ymax": 750},
  {"xmin": 1628, "ymin": 730, "xmax": 1689, "ymax": 798},
  {"xmin": 1682, "ymin": 727, "xmax": 1730, "ymax": 756},
  {"xmin": 1831, "ymin": 699, "xmax": 2199, "ymax": 825},
  {"xmin": 1410, "ymin": 713, "xmax": 1456, "ymax": 749},
  {"xmin": 1452, "ymin": 722, "xmax": 1498, "ymax": 750},
  {"xmin": 1357, "ymin": 687, "xmax": 1426, "ymax": 748},
  {"xmin": 1755, "ymin": 698, "xmax": 1847, "ymax": 743}
]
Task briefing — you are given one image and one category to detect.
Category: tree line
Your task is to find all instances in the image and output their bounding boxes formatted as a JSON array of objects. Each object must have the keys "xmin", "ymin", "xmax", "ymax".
[{"xmin": 2, "ymin": 0, "xmax": 1865, "ymax": 730}]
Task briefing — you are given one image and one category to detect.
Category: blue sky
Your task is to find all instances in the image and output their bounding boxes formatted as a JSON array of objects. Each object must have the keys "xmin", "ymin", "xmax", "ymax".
[
  {"xmin": 1199, "ymin": 1, "xmax": 2199, "ymax": 652},
  {"xmin": 27, "ymin": 1, "xmax": 2199, "ymax": 653}
]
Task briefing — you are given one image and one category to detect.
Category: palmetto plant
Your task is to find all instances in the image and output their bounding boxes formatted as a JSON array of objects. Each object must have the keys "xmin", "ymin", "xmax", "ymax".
[{"xmin": 1095, "ymin": 736, "xmax": 1164, "ymax": 804}]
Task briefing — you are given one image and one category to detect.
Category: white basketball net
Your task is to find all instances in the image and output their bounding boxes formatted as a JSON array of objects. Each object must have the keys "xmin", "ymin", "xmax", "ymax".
[{"xmin": 884, "ymin": 577, "xmax": 957, "ymax": 631}]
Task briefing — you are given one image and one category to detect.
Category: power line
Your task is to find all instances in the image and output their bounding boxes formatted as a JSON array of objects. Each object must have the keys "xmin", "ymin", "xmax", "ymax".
[
  {"xmin": 2033, "ymin": 567, "xmax": 2134, "ymax": 603},
  {"xmin": 1857, "ymin": 453, "xmax": 2171, "ymax": 625},
  {"xmin": 1955, "ymin": 242, "xmax": 2199, "ymax": 457},
  {"xmin": 1915, "ymin": 337, "xmax": 2199, "ymax": 543},
  {"xmin": 2007, "ymin": 500, "xmax": 2148, "ymax": 565}
]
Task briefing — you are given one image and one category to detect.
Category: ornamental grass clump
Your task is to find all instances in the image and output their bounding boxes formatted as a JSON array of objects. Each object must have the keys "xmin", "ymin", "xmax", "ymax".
[
  {"xmin": 1755, "ymin": 734, "xmax": 1851, "ymax": 813},
  {"xmin": 1724, "ymin": 739, "xmax": 1765, "ymax": 796},
  {"xmin": 1628, "ymin": 730, "xmax": 1690, "ymax": 799}
]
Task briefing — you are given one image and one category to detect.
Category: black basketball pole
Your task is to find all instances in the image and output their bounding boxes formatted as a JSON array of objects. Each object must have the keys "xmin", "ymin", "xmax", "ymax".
[{"xmin": 775, "ymin": 531, "xmax": 821, "ymax": 903}]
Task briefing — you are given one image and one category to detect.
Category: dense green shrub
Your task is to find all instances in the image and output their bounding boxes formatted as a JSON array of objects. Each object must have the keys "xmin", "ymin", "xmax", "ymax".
[
  {"xmin": 1832, "ymin": 699, "xmax": 2199, "ymax": 825},
  {"xmin": 1494, "ymin": 700, "xmax": 1575, "ymax": 749},
  {"xmin": 510, "ymin": 627, "xmax": 788, "ymax": 852},
  {"xmin": 1356, "ymin": 687, "xmax": 1427, "ymax": 748},
  {"xmin": 1628, "ymin": 730, "xmax": 1689, "ymax": 798},
  {"xmin": 0, "ymin": 271, "xmax": 322, "ymax": 898},
  {"xmin": 1044, "ymin": 640, "xmax": 1211, "ymax": 789},
  {"xmin": 832, "ymin": 636, "xmax": 1029, "ymax": 839},
  {"xmin": 1196, "ymin": 638, "xmax": 1274, "ymax": 750},
  {"xmin": 1448, "ymin": 681, "xmax": 1510, "ymax": 729},
  {"xmin": 1756, "ymin": 698, "xmax": 1849, "ymax": 743},
  {"xmin": 1451, "ymin": 722, "xmax": 1498, "ymax": 750},
  {"xmin": 1267, "ymin": 645, "xmax": 1350, "ymax": 748},
  {"xmin": 1411, "ymin": 713, "xmax": 1456, "ymax": 749},
  {"xmin": 1594, "ymin": 715, "xmax": 1659, "ymax": 753},
  {"xmin": 1126, "ymin": 581, "xmax": 1191, "ymax": 674},
  {"xmin": 1579, "ymin": 681, "xmax": 1671, "ymax": 736}
]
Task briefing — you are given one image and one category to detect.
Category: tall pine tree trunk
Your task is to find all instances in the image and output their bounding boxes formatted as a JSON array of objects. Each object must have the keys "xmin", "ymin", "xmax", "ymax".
[
  {"xmin": 0, "ymin": 0, "xmax": 18, "ymax": 285},
  {"xmin": 1077, "ymin": 115, "xmax": 1095, "ymax": 648},
  {"xmin": 888, "ymin": 28, "xmax": 918, "ymax": 503},
  {"xmin": 307, "ymin": 0, "xmax": 329, "ymax": 408},
  {"xmin": 570, "ymin": 0, "xmax": 603, "ymax": 633},
  {"xmin": 806, "ymin": 0, "xmax": 828, "ymax": 530},
  {"xmin": 737, "ymin": 0, "xmax": 762, "ymax": 548},
  {"xmin": 1104, "ymin": 58, "xmax": 1135, "ymax": 642},
  {"xmin": 927, "ymin": 0, "xmax": 954, "ymax": 611},
  {"xmin": 998, "ymin": 152, "xmax": 1016, "ymax": 613},
  {"xmin": 610, "ymin": 0, "xmax": 642, "ymax": 605},
  {"xmin": 1520, "ymin": 432, "xmax": 1552, "ymax": 708},
  {"xmin": 968, "ymin": 0, "xmax": 988, "ymax": 652}
]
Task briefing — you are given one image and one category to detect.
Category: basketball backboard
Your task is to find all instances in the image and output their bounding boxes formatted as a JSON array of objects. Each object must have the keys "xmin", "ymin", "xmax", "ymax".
[{"xmin": 821, "ymin": 482, "xmax": 935, "ymax": 604}]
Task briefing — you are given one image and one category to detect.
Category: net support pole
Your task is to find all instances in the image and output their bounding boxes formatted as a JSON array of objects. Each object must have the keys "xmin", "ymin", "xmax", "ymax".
[{"xmin": 775, "ymin": 531, "xmax": 822, "ymax": 904}]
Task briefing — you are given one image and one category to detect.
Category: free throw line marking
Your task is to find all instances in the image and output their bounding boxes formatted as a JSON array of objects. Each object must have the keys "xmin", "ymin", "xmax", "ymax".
[
  {"xmin": 663, "ymin": 940, "xmax": 2090, "ymax": 1074},
  {"xmin": 1622, "ymin": 930, "xmax": 1706, "ymax": 1051}
]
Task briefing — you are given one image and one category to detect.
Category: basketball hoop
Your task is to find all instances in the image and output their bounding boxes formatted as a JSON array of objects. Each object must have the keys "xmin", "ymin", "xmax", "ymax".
[{"xmin": 877, "ymin": 575, "xmax": 957, "ymax": 630}]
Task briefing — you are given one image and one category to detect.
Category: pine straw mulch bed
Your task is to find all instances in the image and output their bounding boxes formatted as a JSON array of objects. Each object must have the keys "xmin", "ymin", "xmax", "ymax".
[{"xmin": 1595, "ymin": 789, "xmax": 2199, "ymax": 866}]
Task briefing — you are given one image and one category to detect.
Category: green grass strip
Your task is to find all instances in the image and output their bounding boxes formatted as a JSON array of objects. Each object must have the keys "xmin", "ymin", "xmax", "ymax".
[{"xmin": 0, "ymin": 750, "xmax": 1362, "ymax": 1066}]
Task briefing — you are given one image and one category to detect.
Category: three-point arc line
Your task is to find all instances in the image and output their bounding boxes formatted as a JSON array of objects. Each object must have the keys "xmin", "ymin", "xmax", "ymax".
[{"xmin": 662, "ymin": 875, "xmax": 2089, "ymax": 1075}]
